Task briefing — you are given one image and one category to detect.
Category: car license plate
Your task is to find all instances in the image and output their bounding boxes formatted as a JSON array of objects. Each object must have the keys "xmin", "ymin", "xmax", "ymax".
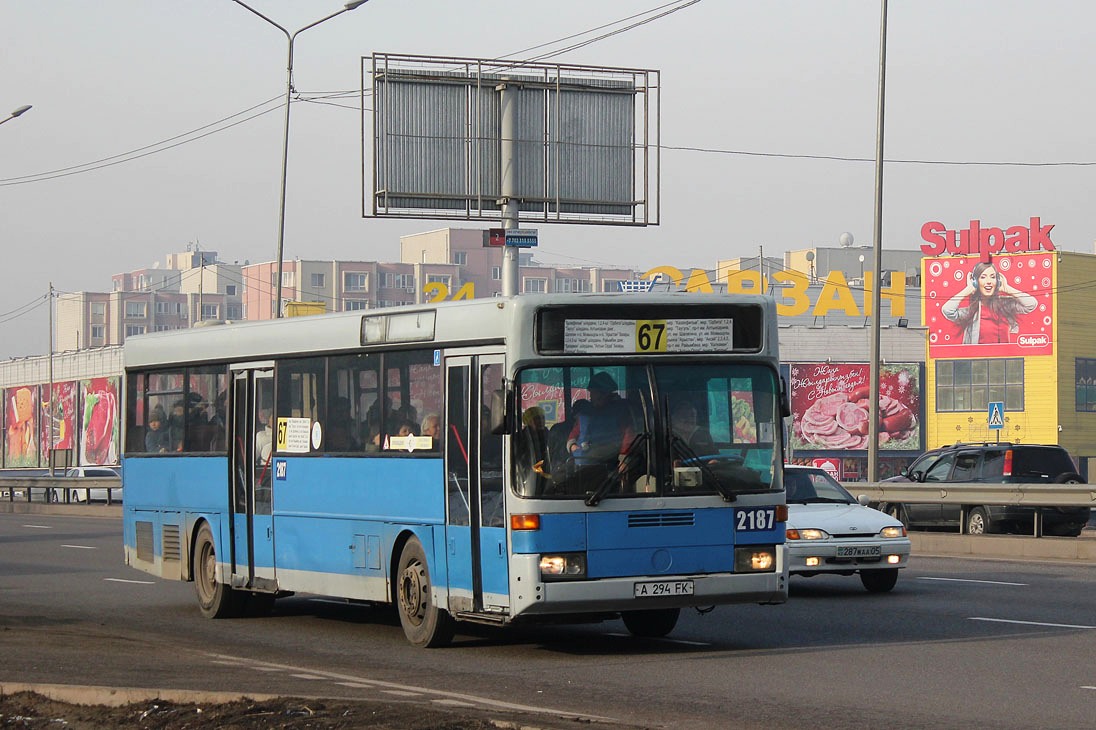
[
  {"xmin": 634, "ymin": 580, "xmax": 694, "ymax": 598},
  {"xmin": 836, "ymin": 545, "xmax": 881, "ymax": 558}
]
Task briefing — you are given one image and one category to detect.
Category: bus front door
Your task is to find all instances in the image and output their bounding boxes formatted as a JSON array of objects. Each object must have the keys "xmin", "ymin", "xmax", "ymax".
[
  {"xmin": 230, "ymin": 368, "xmax": 276, "ymax": 592},
  {"xmin": 444, "ymin": 355, "xmax": 509, "ymax": 617}
]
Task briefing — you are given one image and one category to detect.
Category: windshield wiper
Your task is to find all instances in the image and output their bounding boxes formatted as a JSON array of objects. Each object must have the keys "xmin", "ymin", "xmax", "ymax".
[
  {"xmin": 586, "ymin": 432, "xmax": 650, "ymax": 507},
  {"xmin": 671, "ymin": 434, "xmax": 736, "ymax": 503}
]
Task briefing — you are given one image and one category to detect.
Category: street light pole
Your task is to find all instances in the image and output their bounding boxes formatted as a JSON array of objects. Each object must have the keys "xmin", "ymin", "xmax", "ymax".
[
  {"xmin": 230, "ymin": 0, "xmax": 369, "ymax": 318},
  {"xmin": 867, "ymin": 0, "xmax": 889, "ymax": 483},
  {"xmin": 0, "ymin": 104, "xmax": 32, "ymax": 126}
]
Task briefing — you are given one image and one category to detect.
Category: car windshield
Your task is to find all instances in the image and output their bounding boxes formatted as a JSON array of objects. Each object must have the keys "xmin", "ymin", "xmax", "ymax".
[
  {"xmin": 785, "ymin": 469, "xmax": 855, "ymax": 504},
  {"xmin": 512, "ymin": 362, "xmax": 780, "ymax": 501}
]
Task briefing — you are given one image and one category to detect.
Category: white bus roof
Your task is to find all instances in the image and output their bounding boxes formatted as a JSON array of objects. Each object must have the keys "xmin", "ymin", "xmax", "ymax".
[{"xmin": 123, "ymin": 292, "xmax": 777, "ymax": 370}]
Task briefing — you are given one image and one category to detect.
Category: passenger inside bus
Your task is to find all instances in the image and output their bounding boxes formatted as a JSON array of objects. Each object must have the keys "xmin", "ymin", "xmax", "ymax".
[
  {"xmin": 420, "ymin": 413, "xmax": 441, "ymax": 449},
  {"xmin": 566, "ymin": 372, "xmax": 634, "ymax": 467},
  {"xmin": 325, "ymin": 396, "xmax": 358, "ymax": 452},
  {"xmin": 255, "ymin": 408, "xmax": 273, "ymax": 465}
]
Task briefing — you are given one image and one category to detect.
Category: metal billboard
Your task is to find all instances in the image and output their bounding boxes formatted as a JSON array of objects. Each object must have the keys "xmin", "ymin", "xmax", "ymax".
[{"xmin": 365, "ymin": 53, "xmax": 659, "ymax": 226}]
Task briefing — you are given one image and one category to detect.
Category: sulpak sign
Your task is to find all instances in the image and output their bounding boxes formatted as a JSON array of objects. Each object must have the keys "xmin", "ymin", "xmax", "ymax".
[{"xmin": 920, "ymin": 217, "xmax": 1056, "ymax": 263}]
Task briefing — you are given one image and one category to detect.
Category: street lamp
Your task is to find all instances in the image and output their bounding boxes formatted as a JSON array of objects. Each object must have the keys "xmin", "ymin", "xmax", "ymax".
[
  {"xmin": 230, "ymin": 0, "xmax": 370, "ymax": 318},
  {"xmin": 0, "ymin": 104, "xmax": 32, "ymax": 126}
]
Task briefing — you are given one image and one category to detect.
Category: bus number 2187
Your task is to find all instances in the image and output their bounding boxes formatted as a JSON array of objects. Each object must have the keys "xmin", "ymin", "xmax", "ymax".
[{"xmin": 736, "ymin": 507, "xmax": 776, "ymax": 532}]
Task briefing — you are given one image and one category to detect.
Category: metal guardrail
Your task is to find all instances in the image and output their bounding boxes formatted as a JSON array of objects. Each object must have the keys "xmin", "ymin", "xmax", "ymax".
[
  {"xmin": 844, "ymin": 481, "xmax": 1096, "ymax": 509},
  {"xmin": 0, "ymin": 477, "xmax": 122, "ymax": 506},
  {"xmin": 841, "ymin": 481, "xmax": 1095, "ymax": 537}
]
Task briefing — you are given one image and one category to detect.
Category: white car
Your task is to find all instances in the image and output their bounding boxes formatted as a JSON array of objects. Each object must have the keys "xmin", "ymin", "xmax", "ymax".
[
  {"xmin": 50, "ymin": 467, "xmax": 122, "ymax": 504},
  {"xmin": 784, "ymin": 465, "xmax": 911, "ymax": 592}
]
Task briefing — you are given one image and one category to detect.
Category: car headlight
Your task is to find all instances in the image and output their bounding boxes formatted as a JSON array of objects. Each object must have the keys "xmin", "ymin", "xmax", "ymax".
[
  {"xmin": 539, "ymin": 552, "xmax": 587, "ymax": 581},
  {"xmin": 879, "ymin": 525, "xmax": 907, "ymax": 538},
  {"xmin": 785, "ymin": 528, "xmax": 830, "ymax": 540}
]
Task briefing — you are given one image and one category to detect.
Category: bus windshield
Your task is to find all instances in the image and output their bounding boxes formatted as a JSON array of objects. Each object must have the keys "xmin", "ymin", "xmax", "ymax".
[{"xmin": 513, "ymin": 363, "xmax": 780, "ymax": 501}]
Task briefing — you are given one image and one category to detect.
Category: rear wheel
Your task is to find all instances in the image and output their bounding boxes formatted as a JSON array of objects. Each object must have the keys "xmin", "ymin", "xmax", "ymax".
[
  {"xmin": 1054, "ymin": 472, "xmax": 1084, "ymax": 484},
  {"xmin": 396, "ymin": 537, "xmax": 454, "ymax": 648},
  {"xmin": 193, "ymin": 523, "xmax": 243, "ymax": 618},
  {"xmin": 966, "ymin": 507, "xmax": 989, "ymax": 535},
  {"xmin": 860, "ymin": 568, "xmax": 899, "ymax": 593},
  {"xmin": 622, "ymin": 607, "xmax": 681, "ymax": 638}
]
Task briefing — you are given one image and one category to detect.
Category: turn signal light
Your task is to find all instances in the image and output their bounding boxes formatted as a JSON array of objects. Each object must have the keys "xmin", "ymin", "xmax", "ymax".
[{"xmin": 510, "ymin": 514, "xmax": 540, "ymax": 531}]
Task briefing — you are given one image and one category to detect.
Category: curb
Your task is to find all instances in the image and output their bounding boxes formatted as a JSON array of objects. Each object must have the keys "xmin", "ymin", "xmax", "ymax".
[{"xmin": 0, "ymin": 682, "xmax": 283, "ymax": 708}]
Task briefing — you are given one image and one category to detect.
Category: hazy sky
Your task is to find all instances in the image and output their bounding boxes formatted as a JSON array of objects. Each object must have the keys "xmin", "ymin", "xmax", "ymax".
[{"xmin": 3, "ymin": 1, "xmax": 1095, "ymax": 359}]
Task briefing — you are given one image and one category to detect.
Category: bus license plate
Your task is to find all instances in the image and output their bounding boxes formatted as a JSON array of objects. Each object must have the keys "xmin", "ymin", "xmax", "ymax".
[
  {"xmin": 836, "ymin": 545, "xmax": 881, "ymax": 558},
  {"xmin": 634, "ymin": 580, "xmax": 694, "ymax": 598}
]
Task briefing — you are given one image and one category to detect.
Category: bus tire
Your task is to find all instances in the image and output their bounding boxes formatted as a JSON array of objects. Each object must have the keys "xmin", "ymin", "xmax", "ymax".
[
  {"xmin": 622, "ymin": 607, "xmax": 680, "ymax": 638},
  {"xmin": 193, "ymin": 523, "xmax": 243, "ymax": 619},
  {"xmin": 396, "ymin": 537, "xmax": 454, "ymax": 648}
]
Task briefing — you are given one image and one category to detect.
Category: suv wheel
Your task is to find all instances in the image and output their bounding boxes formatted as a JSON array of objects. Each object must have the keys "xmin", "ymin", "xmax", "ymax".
[
  {"xmin": 1054, "ymin": 472, "xmax": 1084, "ymax": 484},
  {"xmin": 966, "ymin": 507, "xmax": 989, "ymax": 535},
  {"xmin": 887, "ymin": 504, "xmax": 908, "ymax": 529}
]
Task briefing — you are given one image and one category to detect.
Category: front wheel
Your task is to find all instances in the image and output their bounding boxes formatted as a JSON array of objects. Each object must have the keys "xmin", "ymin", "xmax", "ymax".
[
  {"xmin": 886, "ymin": 504, "xmax": 908, "ymax": 529},
  {"xmin": 396, "ymin": 537, "xmax": 454, "ymax": 648},
  {"xmin": 860, "ymin": 568, "xmax": 899, "ymax": 593},
  {"xmin": 622, "ymin": 607, "xmax": 680, "ymax": 638},
  {"xmin": 966, "ymin": 507, "xmax": 989, "ymax": 535},
  {"xmin": 193, "ymin": 523, "xmax": 243, "ymax": 618}
]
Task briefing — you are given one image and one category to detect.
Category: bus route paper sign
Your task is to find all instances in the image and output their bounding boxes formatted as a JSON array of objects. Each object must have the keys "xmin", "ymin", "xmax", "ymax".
[
  {"xmin": 563, "ymin": 319, "xmax": 732, "ymax": 353},
  {"xmin": 277, "ymin": 417, "xmax": 312, "ymax": 453}
]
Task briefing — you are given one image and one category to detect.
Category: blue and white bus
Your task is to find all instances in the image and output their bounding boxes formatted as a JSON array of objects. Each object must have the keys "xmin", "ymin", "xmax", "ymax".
[{"xmin": 122, "ymin": 293, "xmax": 789, "ymax": 646}]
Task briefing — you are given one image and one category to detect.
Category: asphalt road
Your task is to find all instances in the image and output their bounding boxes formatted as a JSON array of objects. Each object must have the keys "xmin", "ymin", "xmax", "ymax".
[{"xmin": 1, "ymin": 512, "xmax": 1093, "ymax": 729}]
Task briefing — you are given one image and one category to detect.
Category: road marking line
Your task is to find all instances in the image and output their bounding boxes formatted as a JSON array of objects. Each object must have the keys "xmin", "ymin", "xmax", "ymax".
[
  {"xmin": 22, "ymin": 524, "xmax": 51, "ymax": 529},
  {"xmin": 919, "ymin": 576, "xmax": 1027, "ymax": 586},
  {"xmin": 970, "ymin": 617, "xmax": 1096, "ymax": 630},
  {"xmin": 205, "ymin": 651, "xmax": 617, "ymax": 722},
  {"xmin": 1082, "ymin": 686, "xmax": 1096, "ymax": 691},
  {"xmin": 335, "ymin": 682, "xmax": 376, "ymax": 689},
  {"xmin": 382, "ymin": 690, "xmax": 422, "ymax": 698},
  {"xmin": 432, "ymin": 699, "xmax": 476, "ymax": 707},
  {"xmin": 290, "ymin": 673, "xmax": 326, "ymax": 680},
  {"xmin": 104, "ymin": 578, "xmax": 156, "ymax": 584},
  {"xmin": 61, "ymin": 544, "xmax": 96, "ymax": 550}
]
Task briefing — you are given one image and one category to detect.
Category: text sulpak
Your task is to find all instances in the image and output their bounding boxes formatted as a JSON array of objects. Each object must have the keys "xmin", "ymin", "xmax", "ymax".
[{"xmin": 920, "ymin": 217, "xmax": 1056, "ymax": 263}]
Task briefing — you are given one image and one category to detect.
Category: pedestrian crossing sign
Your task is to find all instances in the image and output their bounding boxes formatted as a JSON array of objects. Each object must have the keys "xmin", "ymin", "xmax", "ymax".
[{"xmin": 988, "ymin": 401, "xmax": 1005, "ymax": 430}]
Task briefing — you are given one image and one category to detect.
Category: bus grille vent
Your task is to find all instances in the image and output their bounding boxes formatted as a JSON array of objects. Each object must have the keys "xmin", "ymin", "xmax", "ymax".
[
  {"xmin": 136, "ymin": 521, "xmax": 153, "ymax": 563},
  {"xmin": 628, "ymin": 512, "xmax": 694, "ymax": 528},
  {"xmin": 162, "ymin": 524, "xmax": 182, "ymax": 562}
]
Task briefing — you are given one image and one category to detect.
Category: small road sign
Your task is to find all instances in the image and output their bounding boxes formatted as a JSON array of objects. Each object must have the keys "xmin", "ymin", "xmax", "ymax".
[{"xmin": 988, "ymin": 401, "xmax": 1005, "ymax": 430}]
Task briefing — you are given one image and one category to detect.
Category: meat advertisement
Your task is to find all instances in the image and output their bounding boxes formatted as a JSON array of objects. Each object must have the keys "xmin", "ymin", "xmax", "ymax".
[
  {"xmin": 80, "ymin": 378, "xmax": 119, "ymax": 465},
  {"xmin": 790, "ymin": 363, "xmax": 922, "ymax": 452},
  {"xmin": 4, "ymin": 385, "xmax": 40, "ymax": 467}
]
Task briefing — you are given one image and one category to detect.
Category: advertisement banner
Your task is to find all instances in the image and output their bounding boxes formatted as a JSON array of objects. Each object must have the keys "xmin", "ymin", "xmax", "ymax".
[
  {"xmin": 5, "ymin": 385, "xmax": 40, "ymax": 467},
  {"xmin": 789, "ymin": 363, "xmax": 921, "ymax": 452},
  {"xmin": 80, "ymin": 378, "xmax": 119, "ymax": 466},
  {"xmin": 41, "ymin": 381, "xmax": 77, "ymax": 463},
  {"xmin": 925, "ymin": 252, "xmax": 1054, "ymax": 359}
]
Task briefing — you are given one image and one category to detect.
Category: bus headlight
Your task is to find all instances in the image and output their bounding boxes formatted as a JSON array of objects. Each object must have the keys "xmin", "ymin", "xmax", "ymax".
[
  {"xmin": 539, "ymin": 552, "xmax": 587, "ymax": 581},
  {"xmin": 735, "ymin": 546, "xmax": 776, "ymax": 572}
]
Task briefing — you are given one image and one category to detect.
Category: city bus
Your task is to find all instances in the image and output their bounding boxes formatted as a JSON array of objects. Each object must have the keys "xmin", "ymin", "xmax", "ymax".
[{"xmin": 122, "ymin": 293, "xmax": 789, "ymax": 647}]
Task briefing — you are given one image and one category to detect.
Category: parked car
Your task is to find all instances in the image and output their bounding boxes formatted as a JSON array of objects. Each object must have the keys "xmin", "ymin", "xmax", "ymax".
[
  {"xmin": 49, "ymin": 467, "xmax": 121, "ymax": 503},
  {"xmin": 881, "ymin": 442, "xmax": 1089, "ymax": 536},
  {"xmin": 784, "ymin": 465, "xmax": 911, "ymax": 593}
]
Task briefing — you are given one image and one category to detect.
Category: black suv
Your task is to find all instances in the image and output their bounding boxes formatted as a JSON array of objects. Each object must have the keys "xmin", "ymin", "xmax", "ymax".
[{"xmin": 881, "ymin": 443, "xmax": 1090, "ymax": 536}]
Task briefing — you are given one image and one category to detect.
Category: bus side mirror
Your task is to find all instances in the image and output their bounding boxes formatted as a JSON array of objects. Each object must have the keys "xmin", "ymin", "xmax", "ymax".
[{"xmin": 489, "ymin": 389, "xmax": 509, "ymax": 435}]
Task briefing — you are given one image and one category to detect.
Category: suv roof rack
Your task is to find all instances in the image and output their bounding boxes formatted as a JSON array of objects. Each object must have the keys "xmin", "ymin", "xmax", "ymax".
[{"xmin": 938, "ymin": 441, "xmax": 1016, "ymax": 450}]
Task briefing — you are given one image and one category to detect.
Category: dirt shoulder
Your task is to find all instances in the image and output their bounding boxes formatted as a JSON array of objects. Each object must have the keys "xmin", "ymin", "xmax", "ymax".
[{"xmin": 0, "ymin": 690, "xmax": 564, "ymax": 729}]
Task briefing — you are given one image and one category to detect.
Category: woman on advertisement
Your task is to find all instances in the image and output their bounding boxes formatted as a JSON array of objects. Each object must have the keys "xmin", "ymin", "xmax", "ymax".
[{"xmin": 941, "ymin": 260, "xmax": 1037, "ymax": 345}]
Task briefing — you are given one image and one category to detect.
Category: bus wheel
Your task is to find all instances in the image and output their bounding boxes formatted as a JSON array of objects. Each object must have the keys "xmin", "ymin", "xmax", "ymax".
[
  {"xmin": 193, "ymin": 524, "xmax": 243, "ymax": 619},
  {"xmin": 396, "ymin": 537, "xmax": 454, "ymax": 648},
  {"xmin": 622, "ymin": 607, "xmax": 680, "ymax": 638}
]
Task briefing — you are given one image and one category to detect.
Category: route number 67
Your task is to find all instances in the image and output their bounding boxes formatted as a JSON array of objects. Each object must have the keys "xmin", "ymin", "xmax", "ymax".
[{"xmin": 636, "ymin": 320, "xmax": 667, "ymax": 352}]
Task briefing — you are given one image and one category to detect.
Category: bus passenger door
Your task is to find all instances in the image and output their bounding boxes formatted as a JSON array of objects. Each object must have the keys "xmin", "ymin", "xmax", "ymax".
[
  {"xmin": 444, "ymin": 354, "xmax": 509, "ymax": 617},
  {"xmin": 230, "ymin": 368, "xmax": 276, "ymax": 591}
]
